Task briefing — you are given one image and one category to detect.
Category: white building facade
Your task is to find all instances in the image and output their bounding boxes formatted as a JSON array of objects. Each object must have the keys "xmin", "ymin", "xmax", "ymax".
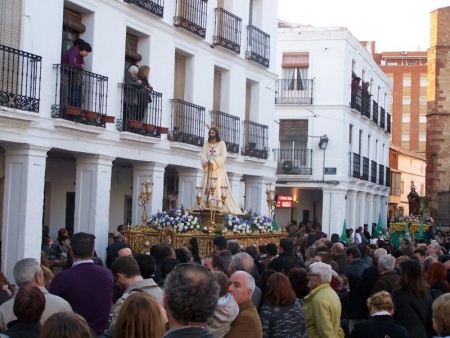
[
  {"xmin": 274, "ymin": 23, "xmax": 392, "ymax": 237},
  {"xmin": 0, "ymin": 0, "xmax": 278, "ymax": 280}
]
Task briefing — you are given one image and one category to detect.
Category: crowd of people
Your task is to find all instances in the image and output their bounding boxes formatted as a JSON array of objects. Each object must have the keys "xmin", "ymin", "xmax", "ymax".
[{"xmin": 0, "ymin": 220, "xmax": 449, "ymax": 337}]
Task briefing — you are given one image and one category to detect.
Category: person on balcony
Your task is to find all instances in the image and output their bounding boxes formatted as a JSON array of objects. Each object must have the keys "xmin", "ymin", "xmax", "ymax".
[
  {"xmin": 61, "ymin": 40, "xmax": 92, "ymax": 108},
  {"xmin": 123, "ymin": 65, "xmax": 141, "ymax": 123},
  {"xmin": 195, "ymin": 127, "xmax": 243, "ymax": 215},
  {"xmin": 351, "ymin": 75, "xmax": 361, "ymax": 109},
  {"xmin": 137, "ymin": 65, "xmax": 153, "ymax": 123}
]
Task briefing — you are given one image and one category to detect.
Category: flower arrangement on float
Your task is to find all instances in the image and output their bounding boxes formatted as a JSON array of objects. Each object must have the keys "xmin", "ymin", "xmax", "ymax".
[
  {"xmin": 223, "ymin": 212, "xmax": 274, "ymax": 235},
  {"xmin": 147, "ymin": 206, "xmax": 204, "ymax": 234}
]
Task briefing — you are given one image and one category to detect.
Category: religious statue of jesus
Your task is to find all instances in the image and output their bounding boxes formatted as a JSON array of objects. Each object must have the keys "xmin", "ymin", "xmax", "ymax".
[{"xmin": 198, "ymin": 127, "xmax": 242, "ymax": 215}]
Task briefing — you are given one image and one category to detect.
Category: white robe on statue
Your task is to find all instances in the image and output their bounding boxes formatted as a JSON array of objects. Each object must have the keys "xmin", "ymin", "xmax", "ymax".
[{"xmin": 195, "ymin": 140, "xmax": 242, "ymax": 215}]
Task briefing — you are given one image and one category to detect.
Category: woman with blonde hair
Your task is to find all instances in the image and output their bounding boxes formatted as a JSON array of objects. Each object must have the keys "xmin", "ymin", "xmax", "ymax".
[
  {"xmin": 40, "ymin": 312, "xmax": 92, "ymax": 338},
  {"xmin": 349, "ymin": 291, "xmax": 408, "ymax": 337},
  {"xmin": 100, "ymin": 292, "xmax": 166, "ymax": 338}
]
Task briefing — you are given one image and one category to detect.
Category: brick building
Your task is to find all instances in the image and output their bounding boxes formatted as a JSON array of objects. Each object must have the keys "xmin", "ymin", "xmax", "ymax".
[{"xmin": 426, "ymin": 6, "xmax": 450, "ymax": 225}]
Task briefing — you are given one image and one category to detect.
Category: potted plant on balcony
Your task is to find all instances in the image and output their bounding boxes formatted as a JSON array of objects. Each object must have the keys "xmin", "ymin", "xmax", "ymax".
[
  {"xmin": 143, "ymin": 123, "xmax": 157, "ymax": 132},
  {"xmin": 157, "ymin": 126, "xmax": 169, "ymax": 134},
  {"xmin": 83, "ymin": 111, "xmax": 100, "ymax": 120},
  {"xmin": 100, "ymin": 115, "xmax": 115, "ymax": 123},
  {"xmin": 129, "ymin": 120, "xmax": 144, "ymax": 129},
  {"xmin": 65, "ymin": 106, "xmax": 82, "ymax": 116}
]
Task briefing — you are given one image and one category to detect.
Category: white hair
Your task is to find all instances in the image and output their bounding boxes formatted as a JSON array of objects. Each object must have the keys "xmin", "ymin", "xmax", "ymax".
[
  {"xmin": 374, "ymin": 248, "xmax": 387, "ymax": 262},
  {"xmin": 378, "ymin": 254, "xmax": 395, "ymax": 271},
  {"xmin": 309, "ymin": 262, "xmax": 332, "ymax": 284},
  {"xmin": 127, "ymin": 65, "xmax": 139, "ymax": 74},
  {"xmin": 233, "ymin": 270, "xmax": 255, "ymax": 294}
]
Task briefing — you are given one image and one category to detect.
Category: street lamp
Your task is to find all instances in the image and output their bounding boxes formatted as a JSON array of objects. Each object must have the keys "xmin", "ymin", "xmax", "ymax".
[{"xmin": 319, "ymin": 134, "xmax": 329, "ymax": 149}]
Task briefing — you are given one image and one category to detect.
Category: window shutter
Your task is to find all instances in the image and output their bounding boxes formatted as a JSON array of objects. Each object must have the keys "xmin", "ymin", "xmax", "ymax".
[
  {"xmin": 63, "ymin": 9, "xmax": 86, "ymax": 33},
  {"xmin": 282, "ymin": 52, "xmax": 309, "ymax": 68},
  {"xmin": 125, "ymin": 33, "xmax": 142, "ymax": 62}
]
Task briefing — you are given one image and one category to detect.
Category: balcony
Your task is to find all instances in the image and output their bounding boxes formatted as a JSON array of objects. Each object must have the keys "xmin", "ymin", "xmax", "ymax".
[
  {"xmin": 170, "ymin": 99, "xmax": 205, "ymax": 146},
  {"xmin": 349, "ymin": 152, "xmax": 361, "ymax": 179},
  {"xmin": 245, "ymin": 25, "xmax": 270, "ymax": 67},
  {"xmin": 211, "ymin": 110, "xmax": 240, "ymax": 154},
  {"xmin": 275, "ymin": 79, "xmax": 313, "ymax": 104},
  {"xmin": 117, "ymin": 83, "xmax": 163, "ymax": 137},
  {"xmin": 0, "ymin": 44, "xmax": 42, "ymax": 113},
  {"xmin": 173, "ymin": 0, "xmax": 207, "ymax": 38},
  {"xmin": 51, "ymin": 64, "xmax": 108, "ymax": 127},
  {"xmin": 378, "ymin": 164, "xmax": 384, "ymax": 186},
  {"xmin": 362, "ymin": 93, "xmax": 371, "ymax": 119},
  {"xmin": 380, "ymin": 107, "xmax": 386, "ymax": 129},
  {"xmin": 212, "ymin": 8, "xmax": 241, "ymax": 54},
  {"xmin": 370, "ymin": 160, "xmax": 377, "ymax": 184},
  {"xmin": 386, "ymin": 167, "xmax": 391, "ymax": 187},
  {"xmin": 273, "ymin": 148, "xmax": 312, "ymax": 175},
  {"xmin": 362, "ymin": 156, "xmax": 369, "ymax": 181},
  {"xmin": 241, "ymin": 120, "xmax": 268, "ymax": 159},
  {"xmin": 372, "ymin": 100, "xmax": 378, "ymax": 125},
  {"xmin": 351, "ymin": 88, "xmax": 362, "ymax": 112},
  {"xmin": 124, "ymin": 0, "xmax": 164, "ymax": 17},
  {"xmin": 386, "ymin": 113, "xmax": 391, "ymax": 133}
]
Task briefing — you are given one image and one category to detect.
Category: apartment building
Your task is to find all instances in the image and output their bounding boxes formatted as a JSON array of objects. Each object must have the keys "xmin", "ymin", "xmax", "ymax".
[{"xmin": 0, "ymin": 0, "xmax": 278, "ymax": 280}]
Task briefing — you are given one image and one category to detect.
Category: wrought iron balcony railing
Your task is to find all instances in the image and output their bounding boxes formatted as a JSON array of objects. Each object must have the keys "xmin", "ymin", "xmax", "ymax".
[
  {"xmin": 241, "ymin": 120, "xmax": 268, "ymax": 159},
  {"xmin": 210, "ymin": 110, "xmax": 240, "ymax": 154},
  {"xmin": 385, "ymin": 167, "xmax": 391, "ymax": 187},
  {"xmin": 372, "ymin": 100, "xmax": 378, "ymax": 125},
  {"xmin": 349, "ymin": 152, "xmax": 361, "ymax": 178},
  {"xmin": 370, "ymin": 160, "xmax": 377, "ymax": 184},
  {"xmin": 362, "ymin": 93, "xmax": 371, "ymax": 119},
  {"xmin": 174, "ymin": 0, "xmax": 207, "ymax": 38},
  {"xmin": 245, "ymin": 25, "xmax": 270, "ymax": 67},
  {"xmin": 378, "ymin": 164, "xmax": 384, "ymax": 186},
  {"xmin": 380, "ymin": 107, "xmax": 386, "ymax": 129},
  {"xmin": 362, "ymin": 156, "xmax": 369, "ymax": 181},
  {"xmin": 0, "ymin": 44, "xmax": 42, "ymax": 113},
  {"xmin": 124, "ymin": 0, "xmax": 164, "ymax": 17},
  {"xmin": 51, "ymin": 64, "xmax": 108, "ymax": 127},
  {"xmin": 351, "ymin": 88, "xmax": 362, "ymax": 113},
  {"xmin": 273, "ymin": 148, "xmax": 312, "ymax": 175},
  {"xmin": 170, "ymin": 99, "xmax": 205, "ymax": 146},
  {"xmin": 212, "ymin": 8, "xmax": 242, "ymax": 54},
  {"xmin": 275, "ymin": 79, "xmax": 313, "ymax": 104},
  {"xmin": 117, "ymin": 83, "xmax": 163, "ymax": 137},
  {"xmin": 386, "ymin": 113, "xmax": 391, "ymax": 133}
]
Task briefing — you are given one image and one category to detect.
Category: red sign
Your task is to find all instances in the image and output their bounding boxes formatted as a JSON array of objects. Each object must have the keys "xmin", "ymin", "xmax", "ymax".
[{"xmin": 276, "ymin": 195, "xmax": 293, "ymax": 208}]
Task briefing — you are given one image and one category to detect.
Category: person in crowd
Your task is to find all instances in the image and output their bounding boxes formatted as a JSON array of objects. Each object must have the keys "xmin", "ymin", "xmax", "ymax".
[
  {"xmin": 432, "ymin": 293, "xmax": 450, "ymax": 337},
  {"xmin": 54, "ymin": 228, "xmax": 69, "ymax": 249},
  {"xmin": 0, "ymin": 272, "xmax": 13, "ymax": 306},
  {"xmin": 363, "ymin": 224, "xmax": 372, "ymax": 243},
  {"xmin": 400, "ymin": 239, "xmax": 415, "ymax": 257},
  {"xmin": 0, "ymin": 258, "xmax": 72, "ymax": 330},
  {"xmin": 101, "ymin": 292, "xmax": 166, "ymax": 338},
  {"xmin": 153, "ymin": 244, "xmax": 176, "ymax": 283},
  {"xmin": 285, "ymin": 220, "xmax": 298, "ymax": 243},
  {"xmin": 259, "ymin": 269, "xmax": 277, "ymax": 311},
  {"xmin": 428, "ymin": 243, "xmax": 442, "ymax": 258},
  {"xmin": 41, "ymin": 235, "xmax": 60, "ymax": 263},
  {"xmin": 303, "ymin": 262, "xmax": 344, "ymax": 337},
  {"xmin": 175, "ymin": 247, "xmax": 193, "ymax": 263},
  {"xmin": 135, "ymin": 254, "xmax": 156, "ymax": 280},
  {"xmin": 117, "ymin": 224, "xmax": 126, "ymax": 237},
  {"xmin": 206, "ymin": 272, "xmax": 239, "ymax": 338},
  {"xmin": 427, "ymin": 261, "xmax": 450, "ymax": 300},
  {"xmin": 282, "ymin": 256, "xmax": 303, "ymax": 276},
  {"xmin": 348, "ymin": 291, "xmax": 408, "ymax": 338},
  {"xmin": 344, "ymin": 246, "xmax": 368, "ymax": 331},
  {"xmin": 304, "ymin": 246, "xmax": 316, "ymax": 268},
  {"xmin": 332, "ymin": 242, "xmax": 348, "ymax": 273},
  {"xmin": 414, "ymin": 248, "xmax": 426, "ymax": 264},
  {"xmin": 40, "ymin": 266, "xmax": 53, "ymax": 291},
  {"xmin": 213, "ymin": 236, "xmax": 233, "ymax": 272},
  {"xmin": 262, "ymin": 244, "xmax": 277, "ymax": 270},
  {"xmin": 287, "ymin": 268, "xmax": 309, "ymax": 301},
  {"xmin": 163, "ymin": 264, "xmax": 219, "ymax": 338},
  {"xmin": 40, "ymin": 312, "xmax": 93, "ymax": 338},
  {"xmin": 358, "ymin": 243, "xmax": 373, "ymax": 267},
  {"xmin": 225, "ymin": 271, "xmax": 262, "ymax": 338},
  {"xmin": 2, "ymin": 286, "xmax": 45, "ymax": 338},
  {"xmin": 392, "ymin": 259, "xmax": 433, "ymax": 338},
  {"xmin": 49, "ymin": 232, "xmax": 113, "ymax": 335},
  {"xmin": 354, "ymin": 226, "xmax": 363, "ymax": 244},
  {"xmin": 227, "ymin": 240, "xmax": 241, "ymax": 256},
  {"xmin": 158, "ymin": 258, "xmax": 179, "ymax": 288},
  {"xmin": 123, "ymin": 64, "xmax": 142, "ymax": 122},
  {"xmin": 371, "ymin": 254, "xmax": 398, "ymax": 295},
  {"xmin": 110, "ymin": 256, "xmax": 164, "ymax": 326},
  {"xmin": 203, "ymin": 254, "xmax": 225, "ymax": 272},
  {"xmin": 259, "ymin": 272, "xmax": 307, "ymax": 338},
  {"xmin": 187, "ymin": 237, "xmax": 202, "ymax": 265},
  {"xmin": 55, "ymin": 235, "xmax": 70, "ymax": 263},
  {"xmin": 268, "ymin": 238, "xmax": 295, "ymax": 272},
  {"xmin": 106, "ymin": 231, "xmax": 130, "ymax": 269},
  {"xmin": 136, "ymin": 65, "xmax": 153, "ymax": 123},
  {"xmin": 423, "ymin": 256, "xmax": 438, "ymax": 280}
]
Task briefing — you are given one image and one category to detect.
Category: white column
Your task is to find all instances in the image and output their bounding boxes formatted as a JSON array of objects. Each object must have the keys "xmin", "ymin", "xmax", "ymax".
[
  {"xmin": 373, "ymin": 195, "xmax": 381, "ymax": 226},
  {"xmin": 1, "ymin": 144, "xmax": 49, "ymax": 281},
  {"xmin": 74, "ymin": 154, "xmax": 114, "ymax": 262},
  {"xmin": 347, "ymin": 191, "xmax": 357, "ymax": 229},
  {"xmin": 322, "ymin": 188, "xmax": 347, "ymax": 236},
  {"xmin": 227, "ymin": 172, "xmax": 243, "ymax": 208},
  {"xmin": 245, "ymin": 177, "xmax": 273, "ymax": 215},
  {"xmin": 356, "ymin": 192, "xmax": 366, "ymax": 230},
  {"xmin": 366, "ymin": 193, "xmax": 374, "ymax": 226},
  {"xmin": 178, "ymin": 168, "xmax": 203, "ymax": 210},
  {"xmin": 133, "ymin": 162, "xmax": 166, "ymax": 224},
  {"xmin": 380, "ymin": 195, "xmax": 388, "ymax": 229}
]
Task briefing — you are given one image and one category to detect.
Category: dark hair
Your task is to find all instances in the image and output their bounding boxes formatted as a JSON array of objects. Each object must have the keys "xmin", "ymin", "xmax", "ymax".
[
  {"xmin": 208, "ymin": 127, "xmax": 221, "ymax": 142},
  {"xmin": 164, "ymin": 264, "xmax": 219, "ymax": 324},
  {"xmin": 427, "ymin": 262, "xmax": 450, "ymax": 292},
  {"xmin": 414, "ymin": 248, "xmax": 426, "ymax": 257},
  {"xmin": 214, "ymin": 271, "xmax": 230, "ymax": 297},
  {"xmin": 315, "ymin": 251, "xmax": 332, "ymax": 265},
  {"xmin": 60, "ymin": 235, "xmax": 70, "ymax": 243},
  {"xmin": 189, "ymin": 237, "xmax": 201, "ymax": 262},
  {"xmin": 13, "ymin": 285, "xmax": 45, "ymax": 322},
  {"xmin": 42, "ymin": 235, "xmax": 51, "ymax": 246},
  {"xmin": 40, "ymin": 312, "xmax": 92, "ymax": 338},
  {"xmin": 258, "ymin": 245, "xmax": 267, "ymax": 255},
  {"xmin": 288, "ymin": 268, "xmax": 309, "ymax": 299},
  {"xmin": 73, "ymin": 38, "xmax": 85, "ymax": 48},
  {"xmin": 175, "ymin": 248, "xmax": 190, "ymax": 263},
  {"xmin": 213, "ymin": 236, "xmax": 227, "ymax": 251},
  {"xmin": 357, "ymin": 243, "xmax": 367, "ymax": 256},
  {"xmin": 291, "ymin": 220, "xmax": 297, "ymax": 226},
  {"xmin": 78, "ymin": 41, "xmax": 92, "ymax": 53},
  {"xmin": 135, "ymin": 254, "xmax": 156, "ymax": 279},
  {"xmin": 346, "ymin": 246, "xmax": 362, "ymax": 259},
  {"xmin": 153, "ymin": 244, "xmax": 174, "ymax": 260},
  {"xmin": 205, "ymin": 254, "xmax": 224, "ymax": 272},
  {"xmin": 260, "ymin": 269, "xmax": 276, "ymax": 301},
  {"xmin": 71, "ymin": 233, "xmax": 95, "ymax": 259},
  {"xmin": 57, "ymin": 228, "xmax": 69, "ymax": 242},
  {"xmin": 112, "ymin": 256, "xmax": 141, "ymax": 279},
  {"xmin": 282, "ymin": 256, "xmax": 303, "ymax": 275},
  {"xmin": 279, "ymin": 238, "xmax": 294, "ymax": 255},
  {"xmin": 266, "ymin": 243, "xmax": 278, "ymax": 256},
  {"xmin": 245, "ymin": 245, "xmax": 258, "ymax": 260},
  {"xmin": 149, "ymin": 245, "xmax": 158, "ymax": 257},
  {"xmin": 117, "ymin": 224, "xmax": 125, "ymax": 232},
  {"xmin": 398, "ymin": 259, "xmax": 428, "ymax": 297},
  {"xmin": 264, "ymin": 272, "xmax": 296, "ymax": 306},
  {"xmin": 161, "ymin": 258, "xmax": 179, "ymax": 278},
  {"xmin": 331, "ymin": 233, "xmax": 340, "ymax": 243}
]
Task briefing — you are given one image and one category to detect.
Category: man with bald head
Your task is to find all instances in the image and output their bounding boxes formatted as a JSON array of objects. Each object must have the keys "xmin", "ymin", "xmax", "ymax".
[
  {"xmin": 225, "ymin": 271, "xmax": 262, "ymax": 338},
  {"xmin": 331, "ymin": 242, "xmax": 348, "ymax": 273}
]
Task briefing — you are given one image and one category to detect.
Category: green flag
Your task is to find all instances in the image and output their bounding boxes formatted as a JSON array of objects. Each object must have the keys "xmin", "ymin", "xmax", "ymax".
[
  {"xmin": 340, "ymin": 219, "xmax": 348, "ymax": 244},
  {"xmin": 271, "ymin": 213, "xmax": 278, "ymax": 231},
  {"xmin": 404, "ymin": 223, "xmax": 409, "ymax": 238},
  {"xmin": 377, "ymin": 213, "xmax": 384, "ymax": 233},
  {"xmin": 417, "ymin": 220, "xmax": 425, "ymax": 239},
  {"xmin": 438, "ymin": 223, "xmax": 442, "ymax": 231}
]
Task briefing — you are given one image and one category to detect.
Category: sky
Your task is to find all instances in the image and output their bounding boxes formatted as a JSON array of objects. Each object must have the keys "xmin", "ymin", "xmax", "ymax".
[{"xmin": 278, "ymin": 0, "xmax": 450, "ymax": 52}]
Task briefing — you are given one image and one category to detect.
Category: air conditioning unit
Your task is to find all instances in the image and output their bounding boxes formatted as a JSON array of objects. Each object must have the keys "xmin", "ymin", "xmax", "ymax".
[{"xmin": 401, "ymin": 51, "xmax": 408, "ymax": 55}]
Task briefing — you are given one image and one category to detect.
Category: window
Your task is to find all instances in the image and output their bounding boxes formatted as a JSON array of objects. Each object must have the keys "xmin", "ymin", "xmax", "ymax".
[
  {"xmin": 174, "ymin": 53, "xmax": 187, "ymax": 100},
  {"xmin": 402, "ymin": 114, "xmax": 410, "ymax": 123},
  {"xmin": 213, "ymin": 69, "xmax": 222, "ymax": 111},
  {"xmin": 419, "ymin": 114, "xmax": 427, "ymax": 123},
  {"xmin": 401, "ymin": 180, "xmax": 404, "ymax": 194},
  {"xmin": 282, "ymin": 53, "xmax": 309, "ymax": 90},
  {"xmin": 125, "ymin": 33, "xmax": 142, "ymax": 69},
  {"xmin": 391, "ymin": 172, "xmax": 401, "ymax": 195},
  {"xmin": 403, "ymin": 78, "xmax": 411, "ymax": 86},
  {"xmin": 62, "ymin": 9, "xmax": 85, "ymax": 56},
  {"xmin": 419, "ymin": 96, "xmax": 427, "ymax": 105},
  {"xmin": 402, "ymin": 132, "xmax": 410, "ymax": 141},
  {"xmin": 420, "ymin": 78, "xmax": 427, "ymax": 87},
  {"xmin": 419, "ymin": 132, "xmax": 426, "ymax": 142},
  {"xmin": 402, "ymin": 96, "xmax": 411, "ymax": 105}
]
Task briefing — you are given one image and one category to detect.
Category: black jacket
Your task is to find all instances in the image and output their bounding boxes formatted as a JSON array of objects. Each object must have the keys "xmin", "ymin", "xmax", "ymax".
[{"xmin": 349, "ymin": 315, "xmax": 408, "ymax": 338}]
